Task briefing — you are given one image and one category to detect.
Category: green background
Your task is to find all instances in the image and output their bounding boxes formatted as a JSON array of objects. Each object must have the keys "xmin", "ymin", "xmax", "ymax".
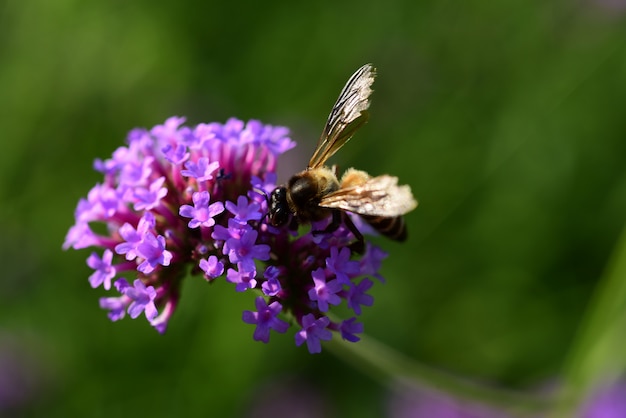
[{"xmin": 2, "ymin": 0, "xmax": 626, "ymax": 416}]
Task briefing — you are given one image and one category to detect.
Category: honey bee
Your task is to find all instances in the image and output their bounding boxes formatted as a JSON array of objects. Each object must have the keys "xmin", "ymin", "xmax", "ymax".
[{"xmin": 268, "ymin": 64, "xmax": 417, "ymax": 249}]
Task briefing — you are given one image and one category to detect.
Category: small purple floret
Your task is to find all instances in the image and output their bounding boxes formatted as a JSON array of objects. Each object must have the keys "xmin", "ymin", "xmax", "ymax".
[
  {"xmin": 118, "ymin": 278, "xmax": 158, "ymax": 320},
  {"xmin": 115, "ymin": 213, "xmax": 156, "ymax": 261},
  {"xmin": 199, "ymin": 255, "xmax": 224, "ymax": 280},
  {"xmin": 326, "ymin": 246, "xmax": 360, "ymax": 285},
  {"xmin": 226, "ymin": 228, "xmax": 269, "ymax": 268},
  {"xmin": 226, "ymin": 267, "xmax": 257, "ymax": 292},
  {"xmin": 226, "ymin": 195, "xmax": 263, "ymax": 225},
  {"xmin": 87, "ymin": 249, "xmax": 116, "ymax": 290},
  {"xmin": 242, "ymin": 297, "xmax": 289, "ymax": 343},
  {"xmin": 99, "ymin": 295, "xmax": 128, "ymax": 321},
  {"xmin": 136, "ymin": 234, "xmax": 172, "ymax": 274},
  {"xmin": 179, "ymin": 191, "xmax": 225, "ymax": 229},
  {"xmin": 347, "ymin": 278, "xmax": 374, "ymax": 315},
  {"xmin": 181, "ymin": 157, "xmax": 220, "ymax": 181},
  {"xmin": 308, "ymin": 268, "xmax": 342, "ymax": 312},
  {"xmin": 133, "ymin": 176, "xmax": 168, "ymax": 211},
  {"xmin": 295, "ymin": 314, "xmax": 332, "ymax": 354},
  {"xmin": 340, "ymin": 317, "xmax": 363, "ymax": 342},
  {"xmin": 261, "ymin": 266, "xmax": 282, "ymax": 296}
]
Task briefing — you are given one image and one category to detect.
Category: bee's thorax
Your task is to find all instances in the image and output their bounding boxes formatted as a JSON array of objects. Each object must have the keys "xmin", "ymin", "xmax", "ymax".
[{"xmin": 286, "ymin": 167, "xmax": 339, "ymax": 222}]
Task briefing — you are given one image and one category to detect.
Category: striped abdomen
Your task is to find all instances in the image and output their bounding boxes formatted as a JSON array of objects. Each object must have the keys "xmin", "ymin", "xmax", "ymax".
[{"xmin": 361, "ymin": 215, "xmax": 407, "ymax": 241}]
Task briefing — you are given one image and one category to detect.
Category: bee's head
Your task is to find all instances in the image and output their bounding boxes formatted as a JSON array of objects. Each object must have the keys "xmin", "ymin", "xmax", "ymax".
[{"xmin": 268, "ymin": 186, "xmax": 290, "ymax": 226}]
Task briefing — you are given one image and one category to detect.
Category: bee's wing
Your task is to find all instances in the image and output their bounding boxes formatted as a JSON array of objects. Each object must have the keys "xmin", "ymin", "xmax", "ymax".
[
  {"xmin": 319, "ymin": 175, "xmax": 417, "ymax": 217},
  {"xmin": 308, "ymin": 64, "xmax": 376, "ymax": 169}
]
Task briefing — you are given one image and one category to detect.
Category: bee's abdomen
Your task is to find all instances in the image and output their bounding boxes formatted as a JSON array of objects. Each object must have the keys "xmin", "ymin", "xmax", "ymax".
[{"xmin": 361, "ymin": 215, "xmax": 407, "ymax": 241}]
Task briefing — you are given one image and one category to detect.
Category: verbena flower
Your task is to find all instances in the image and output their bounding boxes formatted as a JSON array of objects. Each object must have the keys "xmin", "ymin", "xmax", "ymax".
[
  {"xmin": 64, "ymin": 116, "xmax": 389, "ymax": 354},
  {"xmin": 388, "ymin": 381, "xmax": 512, "ymax": 418},
  {"xmin": 579, "ymin": 379, "xmax": 626, "ymax": 418}
]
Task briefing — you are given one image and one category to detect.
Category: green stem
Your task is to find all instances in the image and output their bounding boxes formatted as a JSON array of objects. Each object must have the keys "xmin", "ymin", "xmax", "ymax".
[
  {"xmin": 326, "ymin": 331, "xmax": 550, "ymax": 416},
  {"xmin": 549, "ymin": 224, "xmax": 626, "ymax": 417},
  {"xmin": 324, "ymin": 224, "xmax": 626, "ymax": 417}
]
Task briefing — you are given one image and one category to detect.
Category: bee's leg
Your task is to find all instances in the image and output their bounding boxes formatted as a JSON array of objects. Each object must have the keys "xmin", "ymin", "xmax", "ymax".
[
  {"xmin": 312, "ymin": 210, "xmax": 342, "ymax": 236},
  {"xmin": 312, "ymin": 211, "xmax": 365, "ymax": 254},
  {"xmin": 288, "ymin": 215, "xmax": 299, "ymax": 231},
  {"xmin": 342, "ymin": 213, "xmax": 365, "ymax": 254}
]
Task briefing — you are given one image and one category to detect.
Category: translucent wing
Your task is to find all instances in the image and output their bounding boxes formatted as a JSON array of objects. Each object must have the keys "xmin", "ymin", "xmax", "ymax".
[
  {"xmin": 319, "ymin": 175, "xmax": 417, "ymax": 217},
  {"xmin": 307, "ymin": 64, "xmax": 376, "ymax": 169}
]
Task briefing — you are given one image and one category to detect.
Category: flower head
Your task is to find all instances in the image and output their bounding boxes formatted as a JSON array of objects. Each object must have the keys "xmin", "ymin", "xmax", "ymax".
[{"xmin": 65, "ymin": 116, "xmax": 389, "ymax": 353}]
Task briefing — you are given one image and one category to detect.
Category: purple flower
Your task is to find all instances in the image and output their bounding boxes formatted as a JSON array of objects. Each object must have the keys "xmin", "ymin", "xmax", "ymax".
[
  {"xmin": 136, "ymin": 233, "xmax": 172, "ymax": 274},
  {"xmin": 115, "ymin": 212, "xmax": 156, "ymax": 260},
  {"xmin": 347, "ymin": 278, "xmax": 374, "ymax": 315},
  {"xmin": 340, "ymin": 317, "xmax": 363, "ymax": 342},
  {"xmin": 120, "ymin": 156, "xmax": 153, "ymax": 187},
  {"xmin": 199, "ymin": 255, "xmax": 224, "ymax": 280},
  {"xmin": 86, "ymin": 250, "xmax": 116, "ymax": 290},
  {"xmin": 179, "ymin": 191, "xmax": 225, "ymax": 229},
  {"xmin": 261, "ymin": 266, "xmax": 282, "ymax": 296},
  {"xmin": 64, "ymin": 116, "xmax": 394, "ymax": 352},
  {"xmin": 99, "ymin": 295, "xmax": 128, "ymax": 321},
  {"xmin": 149, "ymin": 298, "xmax": 176, "ymax": 334},
  {"xmin": 116, "ymin": 278, "xmax": 158, "ymax": 320},
  {"xmin": 181, "ymin": 157, "xmax": 220, "ymax": 182},
  {"xmin": 295, "ymin": 314, "xmax": 332, "ymax": 354},
  {"xmin": 226, "ymin": 195, "xmax": 263, "ymax": 225},
  {"xmin": 226, "ymin": 266, "xmax": 257, "ymax": 292},
  {"xmin": 0, "ymin": 333, "xmax": 49, "ymax": 411},
  {"xmin": 250, "ymin": 173, "xmax": 277, "ymax": 200},
  {"xmin": 150, "ymin": 116, "xmax": 186, "ymax": 142},
  {"xmin": 242, "ymin": 297, "xmax": 289, "ymax": 343},
  {"xmin": 360, "ymin": 243, "xmax": 388, "ymax": 283},
  {"xmin": 162, "ymin": 143, "xmax": 189, "ymax": 165},
  {"xmin": 91, "ymin": 183, "xmax": 124, "ymax": 218},
  {"xmin": 580, "ymin": 379, "xmax": 626, "ymax": 418},
  {"xmin": 225, "ymin": 228, "xmax": 270, "ymax": 269},
  {"xmin": 63, "ymin": 222, "xmax": 98, "ymax": 250},
  {"xmin": 326, "ymin": 246, "xmax": 360, "ymax": 285},
  {"xmin": 388, "ymin": 381, "xmax": 512, "ymax": 418},
  {"xmin": 211, "ymin": 218, "xmax": 247, "ymax": 243},
  {"xmin": 308, "ymin": 268, "xmax": 342, "ymax": 312},
  {"xmin": 133, "ymin": 176, "xmax": 168, "ymax": 211},
  {"xmin": 74, "ymin": 197, "xmax": 99, "ymax": 223}
]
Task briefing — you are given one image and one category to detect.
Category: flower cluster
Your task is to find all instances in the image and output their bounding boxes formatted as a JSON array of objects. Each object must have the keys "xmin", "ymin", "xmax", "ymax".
[{"xmin": 64, "ymin": 116, "xmax": 387, "ymax": 353}]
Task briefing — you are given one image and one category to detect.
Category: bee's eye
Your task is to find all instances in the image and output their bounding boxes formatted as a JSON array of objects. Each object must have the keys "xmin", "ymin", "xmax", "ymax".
[
  {"xmin": 269, "ymin": 207, "xmax": 289, "ymax": 226},
  {"xmin": 269, "ymin": 187, "xmax": 289, "ymax": 226}
]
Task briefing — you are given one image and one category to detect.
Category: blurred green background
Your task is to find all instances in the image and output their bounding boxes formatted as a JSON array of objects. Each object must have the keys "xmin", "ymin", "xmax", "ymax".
[{"xmin": 2, "ymin": 0, "xmax": 626, "ymax": 416}]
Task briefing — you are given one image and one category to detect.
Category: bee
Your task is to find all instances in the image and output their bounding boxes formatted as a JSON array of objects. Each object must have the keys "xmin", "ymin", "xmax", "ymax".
[{"xmin": 268, "ymin": 64, "xmax": 417, "ymax": 249}]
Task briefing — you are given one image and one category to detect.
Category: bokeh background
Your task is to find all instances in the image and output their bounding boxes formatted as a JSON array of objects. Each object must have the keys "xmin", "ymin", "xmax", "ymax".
[{"xmin": 2, "ymin": 0, "xmax": 626, "ymax": 417}]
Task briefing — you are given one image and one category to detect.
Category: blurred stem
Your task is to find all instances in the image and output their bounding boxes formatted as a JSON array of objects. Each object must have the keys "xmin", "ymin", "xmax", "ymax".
[
  {"xmin": 327, "ymin": 224, "xmax": 626, "ymax": 417},
  {"xmin": 326, "ymin": 330, "xmax": 549, "ymax": 416},
  {"xmin": 326, "ymin": 226, "xmax": 626, "ymax": 418},
  {"xmin": 549, "ymin": 224, "xmax": 626, "ymax": 417}
]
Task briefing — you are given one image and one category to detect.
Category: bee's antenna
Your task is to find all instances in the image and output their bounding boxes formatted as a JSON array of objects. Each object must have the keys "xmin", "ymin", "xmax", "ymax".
[
  {"xmin": 250, "ymin": 186, "xmax": 273, "ymax": 224},
  {"xmin": 251, "ymin": 186, "xmax": 270, "ymax": 206}
]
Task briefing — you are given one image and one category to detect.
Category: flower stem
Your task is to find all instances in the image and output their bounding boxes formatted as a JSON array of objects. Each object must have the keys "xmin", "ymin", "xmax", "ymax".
[
  {"xmin": 549, "ymin": 224, "xmax": 626, "ymax": 417},
  {"xmin": 326, "ymin": 329, "xmax": 550, "ymax": 415}
]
